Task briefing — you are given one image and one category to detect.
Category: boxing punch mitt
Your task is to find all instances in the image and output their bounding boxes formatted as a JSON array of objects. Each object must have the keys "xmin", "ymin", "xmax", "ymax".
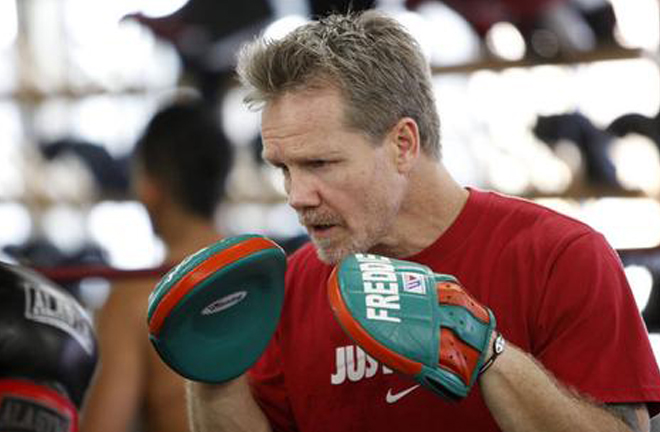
[
  {"xmin": 0, "ymin": 262, "xmax": 98, "ymax": 432},
  {"xmin": 328, "ymin": 253, "xmax": 502, "ymax": 400},
  {"xmin": 147, "ymin": 234, "xmax": 286, "ymax": 383}
]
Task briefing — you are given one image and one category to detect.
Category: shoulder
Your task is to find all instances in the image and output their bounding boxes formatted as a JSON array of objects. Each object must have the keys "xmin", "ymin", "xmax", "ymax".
[
  {"xmin": 96, "ymin": 278, "xmax": 159, "ymax": 332},
  {"xmin": 464, "ymin": 190, "xmax": 618, "ymax": 280},
  {"xmin": 487, "ymin": 190, "xmax": 590, "ymax": 231},
  {"xmin": 484, "ymin": 190, "xmax": 599, "ymax": 250}
]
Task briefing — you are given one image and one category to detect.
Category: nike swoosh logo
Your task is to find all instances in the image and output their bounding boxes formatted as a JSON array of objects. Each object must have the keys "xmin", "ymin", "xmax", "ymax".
[{"xmin": 386, "ymin": 384, "xmax": 420, "ymax": 403}]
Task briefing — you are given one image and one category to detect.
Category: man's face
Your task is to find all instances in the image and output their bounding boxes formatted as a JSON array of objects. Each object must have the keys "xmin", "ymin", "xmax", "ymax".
[{"xmin": 261, "ymin": 86, "xmax": 405, "ymax": 264}]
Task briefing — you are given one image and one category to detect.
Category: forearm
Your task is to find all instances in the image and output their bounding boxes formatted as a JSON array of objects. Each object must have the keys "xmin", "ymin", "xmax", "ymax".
[
  {"xmin": 80, "ymin": 375, "xmax": 142, "ymax": 432},
  {"xmin": 480, "ymin": 342, "xmax": 643, "ymax": 432},
  {"xmin": 186, "ymin": 375, "xmax": 271, "ymax": 432}
]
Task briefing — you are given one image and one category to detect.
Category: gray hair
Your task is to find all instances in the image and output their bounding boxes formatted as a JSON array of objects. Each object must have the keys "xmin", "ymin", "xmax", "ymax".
[{"xmin": 236, "ymin": 10, "xmax": 441, "ymax": 158}]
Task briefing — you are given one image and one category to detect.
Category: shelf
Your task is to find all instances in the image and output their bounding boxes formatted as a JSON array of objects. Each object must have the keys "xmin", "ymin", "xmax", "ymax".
[
  {"xmin": 0, "ymin": 84, "xmax": 175, "ymax": 103},
  {"xmin": 0, "ymin": 48, "xmax": 647, "ymax": 101},
  {"xmin": 522, "ymin": 183, "xmax": 647, "ymax": 201},
  {"xmin": 431, "ymin": 47, "xmax": 647, "ymax": 75}
]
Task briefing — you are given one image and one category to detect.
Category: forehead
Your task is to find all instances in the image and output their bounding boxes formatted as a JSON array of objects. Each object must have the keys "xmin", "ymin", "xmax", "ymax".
[{"xmin": 260, "ymin": 87, "xmax": 351, "ymax": 161}]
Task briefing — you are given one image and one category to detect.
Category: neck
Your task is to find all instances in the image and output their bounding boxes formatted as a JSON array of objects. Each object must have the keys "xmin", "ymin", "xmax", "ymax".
[
  {"xmin": 374, "ymin": 158, "xmax": 468, "ymax": 258},
  {"xmin": 155, "ymin": 210, "xmax": 223, "ymax": 263}
]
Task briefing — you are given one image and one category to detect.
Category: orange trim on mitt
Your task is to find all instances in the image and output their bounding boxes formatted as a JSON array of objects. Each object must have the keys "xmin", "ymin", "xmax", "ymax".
[
  {"xmin": 327, "ymin": 266, "xmax": 423, "ymax": 375},
  {"xmin": 149, "ymin": 237, "xmax": 278, "ymax": 335}
]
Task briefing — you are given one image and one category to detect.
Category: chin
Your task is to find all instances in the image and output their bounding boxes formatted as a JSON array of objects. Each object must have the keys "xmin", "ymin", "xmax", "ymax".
[
  {"xmin": 313, "ymin": 245, "xmax": 344, "ymax": 265},
  {"xmin": 312, "ymin": 238, "xmax": 367, "ymax": 265}
]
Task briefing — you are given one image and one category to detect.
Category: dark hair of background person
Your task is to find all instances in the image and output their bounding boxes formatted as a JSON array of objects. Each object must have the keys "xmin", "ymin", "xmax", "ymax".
[{"xmin": 132, "ymin": 100, "xmax": 234, "ymax": 219}]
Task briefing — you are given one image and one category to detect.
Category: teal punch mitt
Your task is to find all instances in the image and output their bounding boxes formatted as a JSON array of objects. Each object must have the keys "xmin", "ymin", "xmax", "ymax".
[
  {"xmin": 148, "ymin": 234, "xmax": 286, "ymax": 383},
  {"xmin": 328, "ymin": 253, "xmax": 497, "ymax": 400}
]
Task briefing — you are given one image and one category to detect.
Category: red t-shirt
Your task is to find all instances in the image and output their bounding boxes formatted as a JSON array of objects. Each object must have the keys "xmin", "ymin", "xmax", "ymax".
[{"xmin": 249, "ymin": 188, "xmax": 660, "ymax": 431}]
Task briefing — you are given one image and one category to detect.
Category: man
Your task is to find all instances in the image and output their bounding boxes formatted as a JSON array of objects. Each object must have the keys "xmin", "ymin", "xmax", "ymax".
[
  {"xmin": 80, "ymin": 98, "xmax": 234, "ymax": 432},
  {"xmin": 187, "ymin": 11, "xmax": 660, "ymax": 432}
]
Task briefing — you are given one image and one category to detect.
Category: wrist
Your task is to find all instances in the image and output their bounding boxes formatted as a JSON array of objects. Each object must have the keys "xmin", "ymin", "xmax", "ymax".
[{"xmin": 479, "ymin": 331, "xmax": 506, "ymax": 377}]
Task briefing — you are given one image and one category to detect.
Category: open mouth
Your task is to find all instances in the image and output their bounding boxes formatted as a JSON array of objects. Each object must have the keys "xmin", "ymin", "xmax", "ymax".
[{"xmin": 309, "ymin": 224, "xmax": 337, "ymax": 236}]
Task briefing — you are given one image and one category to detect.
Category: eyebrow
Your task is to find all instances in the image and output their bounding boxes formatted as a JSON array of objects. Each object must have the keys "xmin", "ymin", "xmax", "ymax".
[{"xmin": 262, "ymin": 146, "xmax": 344, "ymax": 164}]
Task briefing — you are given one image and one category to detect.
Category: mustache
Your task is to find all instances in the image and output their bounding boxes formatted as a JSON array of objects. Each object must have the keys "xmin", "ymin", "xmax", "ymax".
[{"xmin": 298, "ymin": 210, "xmax": 342, "ymax": 226}]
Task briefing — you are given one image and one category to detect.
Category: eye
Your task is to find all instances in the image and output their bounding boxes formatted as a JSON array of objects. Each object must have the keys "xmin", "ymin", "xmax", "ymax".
[{"xmin": 306, "ymin": 159, "xmax": 332, "ymax": 169}]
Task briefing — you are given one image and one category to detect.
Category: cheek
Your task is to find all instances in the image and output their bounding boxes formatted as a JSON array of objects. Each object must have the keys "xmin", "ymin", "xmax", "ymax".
[
  {"xmin": 362, "ymin": 167, "xmax": 405, "ymax": 221},
  {"xmin": 338, "ymin": 171, "xmax": 392, "ymax": 221},
  {"xmin": 320, "ymin": 155, "xmax": 397, "ymax": 220}
]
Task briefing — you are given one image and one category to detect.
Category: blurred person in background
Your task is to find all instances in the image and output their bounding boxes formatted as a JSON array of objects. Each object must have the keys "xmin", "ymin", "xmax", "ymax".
[{"xmin": 80, "ymin": 97, "xmax": 234, "ymax": 432}]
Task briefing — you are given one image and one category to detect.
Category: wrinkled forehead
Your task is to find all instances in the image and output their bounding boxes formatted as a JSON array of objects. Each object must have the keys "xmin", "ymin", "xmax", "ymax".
[
  {"xmin": 260, "ymin": 87, "xmax": 349, "ymax": 161},
  {"xmin": 263, "ymin": 84, "xmax": 346, "ymax": 123}
]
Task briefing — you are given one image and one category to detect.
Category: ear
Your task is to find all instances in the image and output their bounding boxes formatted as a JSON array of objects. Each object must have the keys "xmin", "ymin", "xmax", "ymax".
[
  {"xmin": 387, "ymin": 117, "xmax": 421, "ymax": 173},
  {"xmin": 134, "ymin": 172, "xmax": 163, "ymax": 212}
]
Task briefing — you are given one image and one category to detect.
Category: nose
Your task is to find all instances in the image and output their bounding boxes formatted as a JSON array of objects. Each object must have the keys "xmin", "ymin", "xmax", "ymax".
[{"xmin": 286, "ymin": 171, "xmax": 321, "ymax": 210}]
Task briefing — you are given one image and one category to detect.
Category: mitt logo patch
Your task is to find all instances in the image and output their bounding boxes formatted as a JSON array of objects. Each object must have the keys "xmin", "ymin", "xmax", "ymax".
[
  {"xmin": 23, "ymin": 283, "xmax": 95, "ymax": 355},
  {"xmin": 201, "ymin": 291, "xmax": 247, "ymax": 315},
  {"xmin": 402, "ymin": 273, "xmax": 425, "ymax": 295}
]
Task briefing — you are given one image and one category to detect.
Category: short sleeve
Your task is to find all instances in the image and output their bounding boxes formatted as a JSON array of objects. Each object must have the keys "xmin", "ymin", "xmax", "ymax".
[
  {"xmin": 248, "ymin": 330, "xmax": 298, "ymax": 432},
  {"xmin": 532, "ymin": 232, "xmax": 660, "ymax": 414}
]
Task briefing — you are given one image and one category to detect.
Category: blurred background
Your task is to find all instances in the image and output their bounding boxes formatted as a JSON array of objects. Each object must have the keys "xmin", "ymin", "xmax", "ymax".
[{"xmin": 1, "ymin": 0, "xmax": 660, "ymax": 355}]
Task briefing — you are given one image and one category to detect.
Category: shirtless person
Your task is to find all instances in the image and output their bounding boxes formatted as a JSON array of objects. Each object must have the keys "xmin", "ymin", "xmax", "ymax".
[{"xmin": 80, "ymin": 98, "xmax": 234, "ymax": 432}]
